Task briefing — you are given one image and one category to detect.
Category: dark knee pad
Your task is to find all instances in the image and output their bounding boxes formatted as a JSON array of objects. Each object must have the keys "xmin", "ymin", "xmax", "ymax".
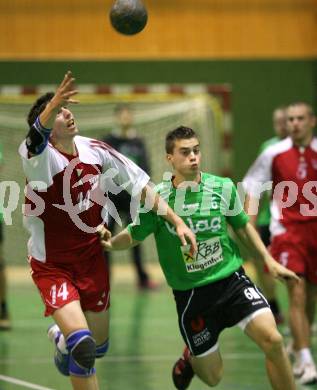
[{"xmin": 66, "ymin": 330, "xmax": 96, "ymax": 377}]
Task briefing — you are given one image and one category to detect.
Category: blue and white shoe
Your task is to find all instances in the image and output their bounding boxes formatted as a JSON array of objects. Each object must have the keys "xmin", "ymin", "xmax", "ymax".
[{"xmin": 47, "ymin": 324, "xmax": 70, "ymax": 376}]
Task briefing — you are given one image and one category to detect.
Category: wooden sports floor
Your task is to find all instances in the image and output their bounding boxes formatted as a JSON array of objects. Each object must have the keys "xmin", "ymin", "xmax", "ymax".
[{"xmin": 0, "ymin": 264, "xmax": 314, "ymax": 390}]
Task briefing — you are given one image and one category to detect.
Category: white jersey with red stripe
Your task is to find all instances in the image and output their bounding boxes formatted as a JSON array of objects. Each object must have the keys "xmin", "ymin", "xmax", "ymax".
[
  {"xmin": 19, "ymin": 135, "xmax": 149, "ymax": 264},
  {"xmin": 243, "ymin": 137, "xmax": 317, "ymax": 237}
]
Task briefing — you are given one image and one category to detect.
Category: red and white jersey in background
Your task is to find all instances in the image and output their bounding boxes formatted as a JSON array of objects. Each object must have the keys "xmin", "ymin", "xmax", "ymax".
[
  {"xmin": 19, "ymin": 135, "xmax": 149, "ymax": 264},
  {"xmin": 243, "ymin": 137, "xmax": 317, "ymax": 237}
]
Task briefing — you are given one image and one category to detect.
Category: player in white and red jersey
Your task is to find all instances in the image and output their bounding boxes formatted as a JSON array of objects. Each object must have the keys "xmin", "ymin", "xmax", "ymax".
[
  {"xmin": 19, "ymin": 71, "xmax": 196, "ymax": 390},
  {"xmin": 243, "ymin": 102, "xmax": 317, "ymax": 385}
]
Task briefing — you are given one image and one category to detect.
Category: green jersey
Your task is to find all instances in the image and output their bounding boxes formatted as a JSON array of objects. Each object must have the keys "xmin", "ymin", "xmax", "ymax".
[
  {"xmin": 257, "ymin": 136, "xmax": 280, "ymax": 227},
  {"xmin": 128, "ymin": 172, "xmax": 249, "ymax": 290}
]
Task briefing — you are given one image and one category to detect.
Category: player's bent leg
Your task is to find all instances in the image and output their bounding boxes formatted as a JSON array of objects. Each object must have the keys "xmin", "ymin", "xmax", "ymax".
[
  {"xmin": 52, "ymin": 301, "xmax": 99, "ymax": 390},
  {"xmin": 244, "ymin": 310, "xmax": 296, "ymax": 390},
  {"xmin": 53, "ymin": 301, "xmax": 90, "ymax": 338},
  {"xmin": 190, "ymin": 344, "xmax": 223, "ymax": 387}
]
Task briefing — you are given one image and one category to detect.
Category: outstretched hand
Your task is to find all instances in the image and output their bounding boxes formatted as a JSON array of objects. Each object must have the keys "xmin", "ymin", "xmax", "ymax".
[
  {"xmin": 38, "ymin": 71, "xmax": 79, "ymax": 128},
  {"xmin": 50, "ymin": 70, "xmax": 79, "ymax": 108}
]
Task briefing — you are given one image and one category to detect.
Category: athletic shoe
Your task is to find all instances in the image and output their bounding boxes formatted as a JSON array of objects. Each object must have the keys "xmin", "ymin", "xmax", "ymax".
[
  {"xmin": 47, "ymin": 324, "xmax": 70, "ymax": 376},
  {"xmin": 298, "ymin": 362, "xmax": 317, "ymax": 385},
  {"xmin": 172, "ymin": 347, "xmax": 194, "ymax": 390}
]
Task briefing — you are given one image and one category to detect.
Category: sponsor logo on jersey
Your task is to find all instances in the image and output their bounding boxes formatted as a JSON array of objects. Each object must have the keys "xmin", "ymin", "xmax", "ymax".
[
  {"xmin": 165, "ymin": 216, "xmax": 221, "ymax": 236},
  {"xmin": 182, "ymin": 237, "xmax": 223, "ymax": 272}
]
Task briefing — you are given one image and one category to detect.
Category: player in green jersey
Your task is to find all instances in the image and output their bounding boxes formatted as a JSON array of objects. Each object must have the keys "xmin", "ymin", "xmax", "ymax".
[{"xmin": 100, "ymin": 126, "xmax": 298, "ymax": 390}]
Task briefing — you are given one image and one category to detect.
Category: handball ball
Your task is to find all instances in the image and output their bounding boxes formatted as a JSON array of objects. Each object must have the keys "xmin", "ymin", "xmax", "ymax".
[{"xmin": 110, "ymin": 0, "xmax": 148, "ymax": 35}]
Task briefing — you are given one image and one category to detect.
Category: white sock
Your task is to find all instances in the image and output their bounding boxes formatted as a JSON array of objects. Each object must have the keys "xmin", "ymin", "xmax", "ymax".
[{"xmin": 299, "ymin": 348, "xmax": 314, "ymax": 365}]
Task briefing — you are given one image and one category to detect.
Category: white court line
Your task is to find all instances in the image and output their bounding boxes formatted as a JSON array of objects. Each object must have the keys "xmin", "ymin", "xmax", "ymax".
[
  {"xmin": 99, "ymin": 352, "xmax": 262, "ymax": 363},
  {"xmin": 0, "ymin": 352, "xmax": 263, "ymax": 366},
  {"xmin": 0, "ymin": 375, "xmax": 55, "ymax": 390}
]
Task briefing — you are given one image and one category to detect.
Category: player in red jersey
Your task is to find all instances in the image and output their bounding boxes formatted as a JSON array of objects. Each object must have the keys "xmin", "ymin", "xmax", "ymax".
[
  {"xmin": 19, "ymin": 71, "xmax": 196, "ymax": 390},
  {"xmin": 243, "ymin": 102, "xmax": 317, "ymax": 385}
]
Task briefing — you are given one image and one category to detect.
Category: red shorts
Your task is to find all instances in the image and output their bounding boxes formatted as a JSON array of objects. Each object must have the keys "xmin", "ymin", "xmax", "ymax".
[
  {"xmin": 30, "ymin": 252, "xmax": 110, "ymax": 316},
  {"xmin": 270, "ymin": 222, "xmax": 317, "ymax": 284}
]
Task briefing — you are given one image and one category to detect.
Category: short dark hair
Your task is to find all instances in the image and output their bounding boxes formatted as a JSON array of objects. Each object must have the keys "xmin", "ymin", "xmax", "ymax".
[
  {"xmin": 165, "ymin": 126, "xmax": 198, "ymax": 153},
  {"xmin": 27, "ymin": 92, "xmax": 54, "ymax": 127}
]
